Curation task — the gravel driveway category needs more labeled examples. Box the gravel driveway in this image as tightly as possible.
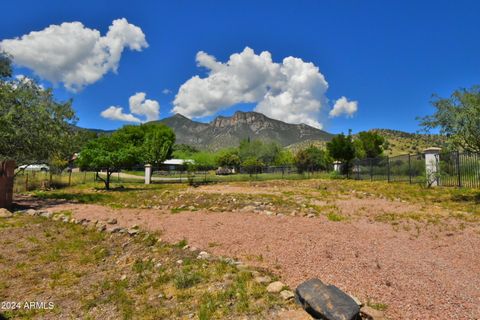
[39,202,480,320]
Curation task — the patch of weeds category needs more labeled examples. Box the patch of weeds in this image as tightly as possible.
[198,292,218,320]
[208,242,220,248]
[367,301,388,311]
[133,258,154,274]
[102,279,134,319]
[174,238,188,248]
[171,207,188,213]
[174,269,202,289]
[326,212,346,222]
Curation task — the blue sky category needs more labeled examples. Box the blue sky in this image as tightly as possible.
[1,0,479,133]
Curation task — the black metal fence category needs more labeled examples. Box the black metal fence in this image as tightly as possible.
[439,151,480,188]
[349,151,480,188]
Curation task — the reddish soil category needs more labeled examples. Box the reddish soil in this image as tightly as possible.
[37,201,480,320]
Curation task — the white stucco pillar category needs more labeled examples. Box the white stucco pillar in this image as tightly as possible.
[145,164,152,185]
[423,147,441,187]
[333,161,342,172]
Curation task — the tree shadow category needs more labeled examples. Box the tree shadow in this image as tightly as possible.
[450,192,480,204]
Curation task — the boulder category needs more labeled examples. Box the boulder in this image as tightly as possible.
[295,279,360,320]
[107,218,117,225]
[0,208,13,218]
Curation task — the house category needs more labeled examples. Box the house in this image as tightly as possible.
[160,159,194,171]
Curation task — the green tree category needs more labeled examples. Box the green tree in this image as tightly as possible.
[77,135,140,190]
[242,157,264,176]
[274,149,294,166]
[0,52,12,78]
[0,54,77,167]
[419,86,480,153]
[238,139,282,165]
[354,131,385,158]
[294,146,330,173]
[216,149,241,169]
[326,132,356,173]
[142,124,175,167]
[78,124,175,189]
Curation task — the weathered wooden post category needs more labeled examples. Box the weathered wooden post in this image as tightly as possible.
[0,160,15,209]
[145,164,152,185]
[424,147,441,187]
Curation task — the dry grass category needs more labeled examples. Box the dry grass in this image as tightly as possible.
[0,215,293,319]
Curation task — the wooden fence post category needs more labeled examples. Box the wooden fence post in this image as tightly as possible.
[0,161,15,209]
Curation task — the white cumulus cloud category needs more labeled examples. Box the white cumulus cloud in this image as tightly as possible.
[0,18,148,91]
[329,96,358,118]
[128,92,160,122]
[101,106,142,123]
[172,47,329,129]
[100,92,160,123]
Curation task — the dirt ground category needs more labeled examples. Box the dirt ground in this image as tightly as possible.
[17,182,475,320]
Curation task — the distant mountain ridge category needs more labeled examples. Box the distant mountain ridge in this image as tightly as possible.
[156,111,334,150]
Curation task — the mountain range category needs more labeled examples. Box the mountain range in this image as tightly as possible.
[155,111,334,150]
[80,111,445,155]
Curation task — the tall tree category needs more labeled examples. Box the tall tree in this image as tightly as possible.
[77,123,175,189]
[294,146,330,173]
[0,54,77,166]
[354,131,385,158]
[420,86,480,153]
[326,132,356,173]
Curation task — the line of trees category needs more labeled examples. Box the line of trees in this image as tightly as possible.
[170,130,387,175]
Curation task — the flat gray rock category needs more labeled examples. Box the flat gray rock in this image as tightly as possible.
[295,278,360,320]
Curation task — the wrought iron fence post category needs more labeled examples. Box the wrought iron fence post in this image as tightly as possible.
[387,158,391,182]
[408,154,412,184]
[456,151,461,187]
[370,158,373,181]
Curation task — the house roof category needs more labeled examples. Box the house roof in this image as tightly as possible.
[162,159,194,165]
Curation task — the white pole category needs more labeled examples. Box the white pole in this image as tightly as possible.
[145,164,152,185]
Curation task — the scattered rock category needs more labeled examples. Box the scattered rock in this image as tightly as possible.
[267,281,285,293]
[197,251,210,260]
[240,205,256,212]
[127,228,139,236]
[107,218,117,225]
[182,244,190,250]
[26,209,36,216]
[176,259,183,265]
[120,274,127,281]
[96,224,107,232]
[360,306,385,320]
[280,290,295,300]
[62,216,70,223]
[108,227,123,234]
[275,310,313,320]
[295,278,360,320]
[0,208,13,218]
[306,213,316,218]
[40,211,53,218]
[254,276,272,284]
[154,262,162,269]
